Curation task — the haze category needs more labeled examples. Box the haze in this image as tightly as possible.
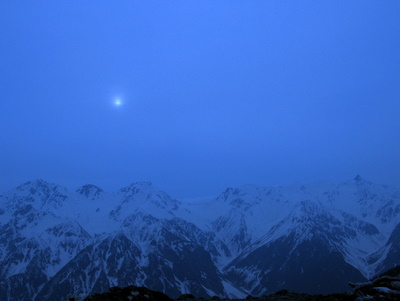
[1,1,399,198]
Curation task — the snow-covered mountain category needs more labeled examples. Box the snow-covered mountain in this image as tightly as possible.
[0,176,399,300]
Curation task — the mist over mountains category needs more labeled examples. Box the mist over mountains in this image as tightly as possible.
[0,176,399,301]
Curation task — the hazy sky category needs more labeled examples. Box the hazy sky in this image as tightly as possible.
[1,1,400,198]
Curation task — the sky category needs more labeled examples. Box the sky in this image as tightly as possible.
[1,1,400,198]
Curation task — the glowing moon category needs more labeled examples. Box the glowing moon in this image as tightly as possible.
[113,98,123,107]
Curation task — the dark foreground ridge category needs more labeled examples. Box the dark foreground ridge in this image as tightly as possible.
[82,286,354,301]
[81,267,400,301]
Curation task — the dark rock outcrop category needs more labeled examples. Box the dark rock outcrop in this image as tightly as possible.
[83,286,173,301]
[83,286,357,301]
[350,266,400,300]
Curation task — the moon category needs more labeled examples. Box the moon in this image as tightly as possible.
[113,98,123,107]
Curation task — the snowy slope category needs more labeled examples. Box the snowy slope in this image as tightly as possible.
[222,199,387,295]
[0,180,91,300]
[313,176,400,235]
[185,185,301,258]
[0,180,235,300]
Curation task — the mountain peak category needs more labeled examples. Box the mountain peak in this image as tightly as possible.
[354,174,364,182]
[10,179,68,210]
[119,181,154,193]
[351,175,374,187]
[76,184,104,199]
[15,179,67,195]
[17,179,51,189]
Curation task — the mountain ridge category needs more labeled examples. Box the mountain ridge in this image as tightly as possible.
[0,177,399,300]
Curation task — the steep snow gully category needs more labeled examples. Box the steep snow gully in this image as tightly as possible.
[0,176,399,300]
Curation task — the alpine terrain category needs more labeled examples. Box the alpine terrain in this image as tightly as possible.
[0,176,399,300]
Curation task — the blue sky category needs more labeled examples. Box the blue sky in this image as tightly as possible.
[1,1,400,198]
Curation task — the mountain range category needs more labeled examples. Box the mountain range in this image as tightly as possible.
[0,176,399,300]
